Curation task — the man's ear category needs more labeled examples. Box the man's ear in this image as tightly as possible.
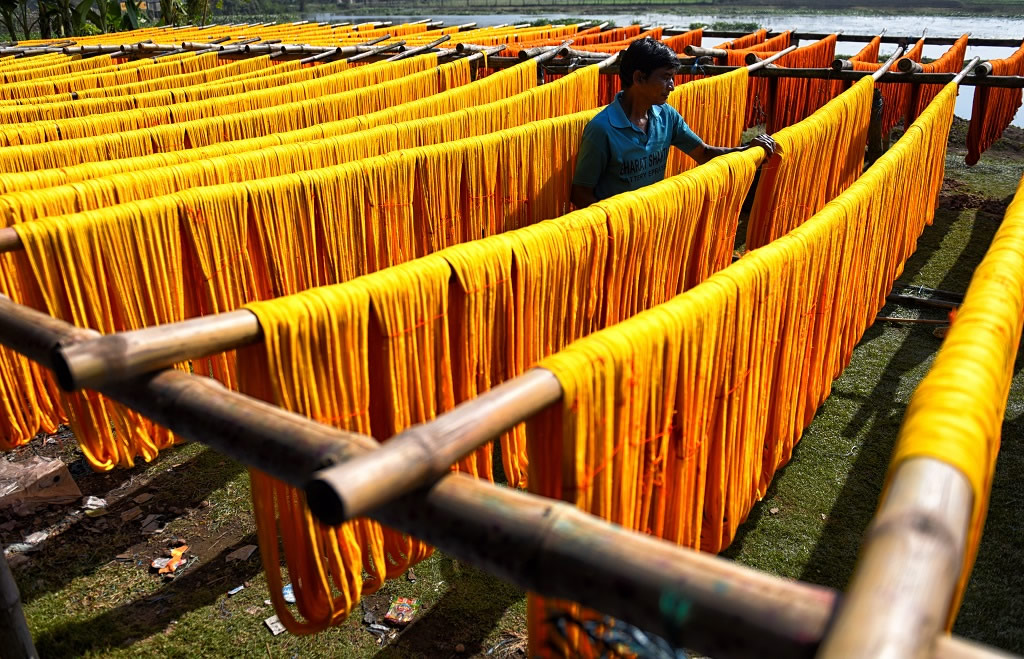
[632,69,645,86]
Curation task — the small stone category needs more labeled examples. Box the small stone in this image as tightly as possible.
[456,644,466,653]
[820,513,827,520]
[769,507,779,515]
[199,500,211,509]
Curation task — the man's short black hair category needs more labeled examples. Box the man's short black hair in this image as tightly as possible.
[618,38,679,88]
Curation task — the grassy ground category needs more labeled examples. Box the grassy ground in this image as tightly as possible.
[3,119,1022,657]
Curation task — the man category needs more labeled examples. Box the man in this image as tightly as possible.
[571,38,777,208]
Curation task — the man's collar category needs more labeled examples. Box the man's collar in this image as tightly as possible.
[610,91,664,130]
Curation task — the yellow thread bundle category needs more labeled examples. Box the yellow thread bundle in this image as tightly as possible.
[887,171,1024,624]
[4,91,596,462]
[233,150,761,634]
[0,55,532,173]
[746,76,874,249]
[0,55,433,145]
[525,82,957,656]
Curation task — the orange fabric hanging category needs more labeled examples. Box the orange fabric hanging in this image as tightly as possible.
[966,41,1024,165]
[906,34,969,124]
[851,38,925,135]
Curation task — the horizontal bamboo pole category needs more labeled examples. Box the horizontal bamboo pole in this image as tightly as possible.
[899,58,926,74]
[385,34,450,61]
[345,40,405,63]
[954,57,983,84]
[0,293,832,658]
[685,45,728,58]
[0,287,1011,658]
[520,40,572,63]
[55,309,260,391]
[747,45,798,71]
[818,458,973,658]
[308,367,563,524]
[663,27,1024,48]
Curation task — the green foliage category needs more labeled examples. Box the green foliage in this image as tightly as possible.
[689,20,761,31]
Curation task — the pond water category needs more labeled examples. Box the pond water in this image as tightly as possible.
[321,11,1024,126]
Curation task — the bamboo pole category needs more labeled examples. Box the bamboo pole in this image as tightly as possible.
[297,47,343,65]
[53,311,263,391]
[344,40,405,63]
[685,45,728,58]
[746,45,798,71]
[0,549,36,659]
[954,57,983,84]
[818,458,973,659]
[385,34,450,61]
[309,368,563,523]
[518,40,572,62]
[832,42,904,74]
[872,44,907,79]
[0,294,832,659]
[356,34,390,47]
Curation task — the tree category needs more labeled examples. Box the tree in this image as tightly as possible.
[0,0,18,41]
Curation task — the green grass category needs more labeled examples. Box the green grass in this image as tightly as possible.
[9,121,1024,657]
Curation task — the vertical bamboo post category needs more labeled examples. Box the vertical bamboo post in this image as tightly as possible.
[867,88,885,164]
[818,458,973,659]
[0,549,35,659]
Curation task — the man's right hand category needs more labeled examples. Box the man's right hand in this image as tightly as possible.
[749,134,779,158]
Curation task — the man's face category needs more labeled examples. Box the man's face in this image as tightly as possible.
[633,65,677,104]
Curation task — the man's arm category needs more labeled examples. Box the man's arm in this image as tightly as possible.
[571,184,598,209]
[686,134,778,165]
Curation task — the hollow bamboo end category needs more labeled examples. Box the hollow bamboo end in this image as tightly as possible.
[50,346,76,392]
[305,477,347,526]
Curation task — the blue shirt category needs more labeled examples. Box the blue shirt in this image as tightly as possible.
[573,91,703,201]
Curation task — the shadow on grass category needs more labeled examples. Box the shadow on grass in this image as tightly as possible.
[377,560,525,658]
[31,534,264,656]
[792,199,1001,590]
[13,447,246,606]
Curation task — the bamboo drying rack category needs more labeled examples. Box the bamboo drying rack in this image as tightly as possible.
[0,21,1015,659]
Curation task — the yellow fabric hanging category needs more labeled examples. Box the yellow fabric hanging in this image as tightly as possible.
[746,76,874,249]
[525,83,957,656]
[887,171,1024,624]
[229,149,762,634]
